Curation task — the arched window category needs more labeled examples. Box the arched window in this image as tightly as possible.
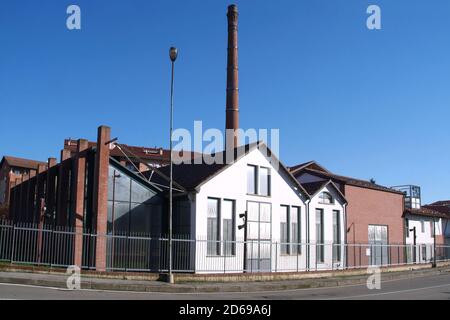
[319,192,334,204]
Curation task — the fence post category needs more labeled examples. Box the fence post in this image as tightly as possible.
[11,224,16,264]
[275,242,278,272]
[223,241,226,274]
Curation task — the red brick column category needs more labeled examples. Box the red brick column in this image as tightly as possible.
[93,126,111,272]
[9,179,17,221]
[34,164,47,223]
[45,158,57,225]
[73,139,89,268]
[56,149,72,226]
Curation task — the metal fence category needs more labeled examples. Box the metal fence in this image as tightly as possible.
[1,221,449,274]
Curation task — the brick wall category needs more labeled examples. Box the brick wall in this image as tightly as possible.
[345,184,404,244]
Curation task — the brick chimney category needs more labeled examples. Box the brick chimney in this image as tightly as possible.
[226,4,240,147]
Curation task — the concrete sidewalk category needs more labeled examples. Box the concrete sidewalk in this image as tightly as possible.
[0,265,449,293]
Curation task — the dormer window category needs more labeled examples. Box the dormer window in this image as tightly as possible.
[319,192,334,204]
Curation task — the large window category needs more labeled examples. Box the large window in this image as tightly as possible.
[107,165,161,235]
[207,198,236,256]
[280,205,289,254]
[247,165,271,196]
[316,209,324,263]
[333,210,341,262]
[207,198,220,255]
[280,205,301,255]
[291,207,301,254]
[222,199,235,256]
[319,192,334,204]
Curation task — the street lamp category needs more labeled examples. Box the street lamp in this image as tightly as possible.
[168,46,178,284]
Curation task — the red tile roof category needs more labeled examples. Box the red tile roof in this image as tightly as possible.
[422,205,450,218]
[404,207,449,219]
[298,167,404,195]
[429,200,450,206]
[1,156,47,170]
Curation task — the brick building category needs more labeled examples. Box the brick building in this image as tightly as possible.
[6,126,183,270]
[290,161,405,245]
[0,156,47,218]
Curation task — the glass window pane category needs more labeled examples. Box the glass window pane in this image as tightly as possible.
[114,173,131,202]
[259,223,271,240]
[260,203,271,222]
[259,167,270,196]
[207,198,219,218]
[280,206,288,223]
[247,202,259,221]
[222,200,233,220]
[247,165,256,194]
[131,180,155,203]
[113,202,131,233]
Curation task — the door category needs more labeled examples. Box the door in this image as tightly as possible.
[246,201,271,272]
[368,225,388,266]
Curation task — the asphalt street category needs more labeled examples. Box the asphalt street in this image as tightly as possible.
[0,272,449,300]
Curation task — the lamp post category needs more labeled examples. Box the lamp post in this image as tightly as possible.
[168,47,178,284]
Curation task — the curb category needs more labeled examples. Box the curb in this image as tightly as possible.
[0,266,448,293]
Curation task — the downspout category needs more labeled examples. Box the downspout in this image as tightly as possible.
[343,203,348,268]
[305,198,310,271]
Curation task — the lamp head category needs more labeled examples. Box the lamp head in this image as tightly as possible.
[169,47,178,62]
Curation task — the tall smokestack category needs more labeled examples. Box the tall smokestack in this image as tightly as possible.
[226,4,239,147]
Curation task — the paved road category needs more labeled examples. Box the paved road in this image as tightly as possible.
[0,273,449,300]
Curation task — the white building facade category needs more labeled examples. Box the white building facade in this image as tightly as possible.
[404,211,443,263]
[302,181,347,271]
[162,143,348,274]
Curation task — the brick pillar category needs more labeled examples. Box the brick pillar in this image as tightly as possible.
[73,139,89,268]
[93,126,111,272]
[22,172,31,222]
[16,175,25,222]
[9,179,17,221]
[45,158,57,225]
[35,164,47,223]
[56,149,72,226]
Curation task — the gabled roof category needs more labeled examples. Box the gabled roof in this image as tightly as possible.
[0,156,47,171]
[289,160,330,174]
[292,166,403,195]
[149,141,310,198]
[404,207,448,219]
[300,180,347,204]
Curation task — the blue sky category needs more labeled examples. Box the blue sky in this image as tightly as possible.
[0,0,449,203]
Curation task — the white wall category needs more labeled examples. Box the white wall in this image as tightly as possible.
[192,148,308,273]
[307,185,346,270]
[405,214,442,263]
